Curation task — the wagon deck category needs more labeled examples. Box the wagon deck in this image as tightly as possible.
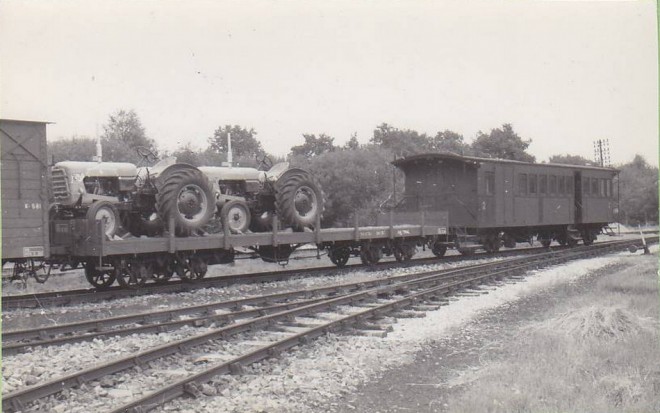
[52,214,449,258]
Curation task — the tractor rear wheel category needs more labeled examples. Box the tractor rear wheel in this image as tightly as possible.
[275,170,324,230]
[156,168,214,236]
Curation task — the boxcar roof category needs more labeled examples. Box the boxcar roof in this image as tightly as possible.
[393,152,618,172]
[0,118,53,124]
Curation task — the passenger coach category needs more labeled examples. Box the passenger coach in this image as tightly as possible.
[391,152,618,254]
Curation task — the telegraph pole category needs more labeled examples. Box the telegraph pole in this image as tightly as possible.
[593,139,611,167]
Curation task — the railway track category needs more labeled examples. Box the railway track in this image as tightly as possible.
[2,238,649,413]
[0,242,618,310]
[2,253,542,355]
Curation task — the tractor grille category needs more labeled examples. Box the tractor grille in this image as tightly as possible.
[50,168,70,201]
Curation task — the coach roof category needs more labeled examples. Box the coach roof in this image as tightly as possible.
[393,152,618,172]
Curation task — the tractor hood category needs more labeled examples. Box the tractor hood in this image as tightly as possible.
[198,166,266,182]
[53,161,137,178]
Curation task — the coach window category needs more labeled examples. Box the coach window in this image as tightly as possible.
[529,174,537,195]
[549,175,557,195]
[567,177,573,195]
[591,178,599,196]
[607,179,613,197]
[600,179,606,197]
[583,178,590,196]
[485,172,495,195]
[539,175,547,195]
[558,176,565,195]
[519,174,528,195]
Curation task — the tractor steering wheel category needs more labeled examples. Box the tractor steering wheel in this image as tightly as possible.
[256,154,273,171]
[135,146,158,163]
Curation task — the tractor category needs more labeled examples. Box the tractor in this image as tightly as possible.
[49,147,324,238]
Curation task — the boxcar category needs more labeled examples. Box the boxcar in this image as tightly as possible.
[1,119,51,274]
[391,152,617,252]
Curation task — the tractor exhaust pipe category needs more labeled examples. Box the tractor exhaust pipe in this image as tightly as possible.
[227,132,233,168]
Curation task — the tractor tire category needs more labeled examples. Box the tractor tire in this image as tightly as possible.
[156,168,214,237]
[86,201,122,239]
[127,212,163,237]
[274,170,324,231]
[221,200,251,234]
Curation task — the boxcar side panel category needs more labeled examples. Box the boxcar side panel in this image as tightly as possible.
[1,120,50,260]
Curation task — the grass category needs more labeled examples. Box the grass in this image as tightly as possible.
[446,255,660,413]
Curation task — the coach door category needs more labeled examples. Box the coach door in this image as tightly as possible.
[574,171,583,223]
[502,165,514,225]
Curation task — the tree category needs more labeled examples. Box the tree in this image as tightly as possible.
[431,130,471,154]
[617,154,658,225]
[208,125,263,159]
[548,154,593,166]
[344,133,360,150]
[471,124,535,162]
[48,136,97,163]
[370,123,434,156]
[290,133,337,157]
[100,109,158,163]
[289,147,399,226]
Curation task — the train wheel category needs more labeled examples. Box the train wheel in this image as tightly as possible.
[329,246,350,268]
[431,242,447,258]
[116,260,149,288]
[175,255,208,282]
[152,256,174,284]
[458,248,474,256]
[360,244,382,265]
[85,262,116,289]
[30,260,51,283]
[394,244,415,262]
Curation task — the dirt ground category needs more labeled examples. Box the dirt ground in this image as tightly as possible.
[332,253,660,413]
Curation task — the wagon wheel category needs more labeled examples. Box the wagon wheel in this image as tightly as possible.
[116,260,150,288]
[540,238,552,248]
[360,244,382,265]
[84,262,116,289]
[394,244,415,263]
[152,257,175,284]
[175,255,208,282]
[431,242,447,258]
[329,246,351,268]
[30,260,52,283]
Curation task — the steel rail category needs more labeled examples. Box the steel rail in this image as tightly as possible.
[3,245,579,350]
[1,244,570,310]
[111,240,635,412]
[2,239,642,412]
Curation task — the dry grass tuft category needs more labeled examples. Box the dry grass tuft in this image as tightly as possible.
[531,305,657,342]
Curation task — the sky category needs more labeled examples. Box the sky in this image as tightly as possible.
[1,0,657,166]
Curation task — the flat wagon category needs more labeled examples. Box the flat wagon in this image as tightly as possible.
[1,119,51,281]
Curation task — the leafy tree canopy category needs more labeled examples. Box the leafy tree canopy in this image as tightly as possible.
[48,136,97,163]
[432,130,471,154]
[617,154,658,225]
[344,133,360,150]
[208,125,263,159]
[548,154,594,166]
[290,133,337,158]
[101,109,158,163]
[471,123,535,162]
[290,147,400,226]
[370,123,434,156]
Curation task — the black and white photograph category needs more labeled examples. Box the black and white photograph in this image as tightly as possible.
[1,1,658,412]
